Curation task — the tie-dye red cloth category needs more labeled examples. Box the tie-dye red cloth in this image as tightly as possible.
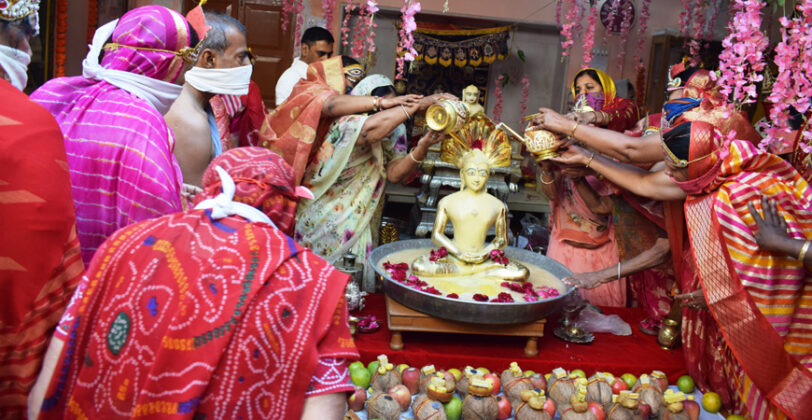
[38,209,358,419]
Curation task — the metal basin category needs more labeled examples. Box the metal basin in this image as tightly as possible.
[369,239,575,325]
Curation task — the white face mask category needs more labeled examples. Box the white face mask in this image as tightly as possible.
[184,64,252,96]
[0,44,31,91]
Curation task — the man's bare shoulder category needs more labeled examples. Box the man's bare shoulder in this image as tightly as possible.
[167,108,211,146]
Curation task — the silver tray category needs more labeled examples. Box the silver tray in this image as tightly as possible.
[369,239,575,325]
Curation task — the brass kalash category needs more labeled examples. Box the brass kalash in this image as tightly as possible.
[369,99,575,356]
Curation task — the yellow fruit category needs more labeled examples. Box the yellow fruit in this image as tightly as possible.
[477,367,490,375]
[447,368,463,381]
[702,392,722,413]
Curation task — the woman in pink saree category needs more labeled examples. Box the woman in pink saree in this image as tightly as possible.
[30,5,195,265]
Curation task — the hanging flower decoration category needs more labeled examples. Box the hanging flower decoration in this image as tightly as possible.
[294,1,305,52]
[602,0,621,47]
[519,75,531,126]
[351,1,372,58]
[493,74,505,123]
[711,0,768,114]
[634,0,652,72]
[55,0,68,77]
[687,0,708,67]
[763,0,812,152]
[396,0,421,80]
[281,0,296,31]
[322,0,337,27]
[615,0,634,73]
[555,0,563,28]
[559,1,580,60]
[341,1,356,48]
[582,2,598,67]
[706,0,722,48]
[679,0,694,38]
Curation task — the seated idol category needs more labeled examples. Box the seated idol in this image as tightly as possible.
[462,84,486,116]
[411,124,529,281]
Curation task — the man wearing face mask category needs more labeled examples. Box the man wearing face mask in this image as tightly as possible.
[0,1,85,416]
[166,11,253,191]
[31,5,201,266]
[275,26,334,105]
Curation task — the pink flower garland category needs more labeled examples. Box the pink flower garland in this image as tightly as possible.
[582,2,598,67]
[706,0,722,41]
[293,1,305,52]
[493,74,505,123]
[555,0,563,28]
[351,1,371,58]
[519,75,531,126]
[322,0,336,27]
[396,0,421,79]
[602,0,620,46]
[615,0,634,73]
[764,0,812,152]
[560,1,580,59]
[634,0,651,72]
[340,1,356,48]
[281,0,296,31]
[711,0,768,114]
[687,0,707,66]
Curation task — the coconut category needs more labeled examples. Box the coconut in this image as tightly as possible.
[418,364,437,394]
[586,373,613,408]
[514,389,554,420]
[455,366,480,396]
[632,375,663,417]
[371,368,401,392]
[367,392,402,420]
[412,393,449,420]
[501,363,534,406]
[462,394,499,420]
[547,371,576,409]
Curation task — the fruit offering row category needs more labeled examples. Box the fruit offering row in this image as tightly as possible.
[346,355,741,420]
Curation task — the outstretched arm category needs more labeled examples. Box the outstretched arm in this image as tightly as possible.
[550,144,687,201]
[563,237,671,289]
[322,94,422,118]
[386,130,444,183]
[531,108,663,163]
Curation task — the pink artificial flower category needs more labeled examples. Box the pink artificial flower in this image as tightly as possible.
[519,76,531,126]
[582,2,598,68]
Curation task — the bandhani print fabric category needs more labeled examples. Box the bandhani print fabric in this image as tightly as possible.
[38,209,358,419]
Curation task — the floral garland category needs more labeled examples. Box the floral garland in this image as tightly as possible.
[634,0,652,72]
[763,0,812,152]
[711,0,768,113]
[615,0,634,73]
[519,75,531,126]
[340,1,356,49]
[351,1,370,58]
[493,74,505,123]
[555,0,563,28]
[322,0,337,27]
[582,1,598,68]
[281,0,295,31]
[602,0,620,46]
[687,0,708,67]
[54,0,68,77]
[396,0,421,80]
[559,1,580,60]
[706,0,722,42]
[679,0,693,38]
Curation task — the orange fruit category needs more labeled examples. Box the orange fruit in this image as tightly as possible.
[702,392,722,413]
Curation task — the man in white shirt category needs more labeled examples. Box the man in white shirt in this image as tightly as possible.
[275,26,334,105]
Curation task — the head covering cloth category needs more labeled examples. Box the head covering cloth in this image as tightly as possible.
[571,67,616,105]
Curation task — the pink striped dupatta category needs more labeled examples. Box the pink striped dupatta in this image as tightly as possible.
[31,5,191,265]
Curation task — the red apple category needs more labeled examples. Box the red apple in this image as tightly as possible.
[528,373,547,391]
[483,372,501,395]
[611,378,629,394]
[388,384,411,411]
[639,402,651,419]
[543,398,556,418]
[401,367,420,394]
[496,395,512,420]
[682,400,700,420]
[651,371,669,391]
[587,401,606,420]
[347,385,367,412]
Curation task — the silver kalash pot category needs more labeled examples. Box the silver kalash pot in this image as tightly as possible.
[336,252,367,312]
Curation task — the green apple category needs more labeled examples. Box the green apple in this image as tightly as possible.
[396,363,409,374]
[571,369,586,379]
[677,375,696,393]
[367,360,380,377]
[621,373,637,389]
[350,367,371,389]
[523,370,535,377]
[444,395,462,420]
[348,361,365,372]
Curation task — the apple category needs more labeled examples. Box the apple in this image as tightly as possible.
[611,378,629,394]
[528,373,546,390]
[571,369,586,379]
[483,372,501,394]
[726,416,746,420]
[347,385,367,412]
[350,367,371,389]
[543,398,556,418]
[388,384,411,411]
[444,394,462,420]
[401,367,420,394]
[544,372,552,381]
[477,367,491,375]
[496,395,512,420]
[523,369,536,377]
[348,361,365,372]
[587,401,606,420]
[367,361,380,377]
[683,400,701,420]
[396,363,409,374]
[447,368,462,381]
[620,373,637,389]
[638,402,651,419]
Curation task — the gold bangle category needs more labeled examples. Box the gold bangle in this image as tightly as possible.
[585,152,595,168]
[570,122,579,138]
[539,171,555,185]
[798,240,811,261]
[408,150,423,164]
[372,96,379,112]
